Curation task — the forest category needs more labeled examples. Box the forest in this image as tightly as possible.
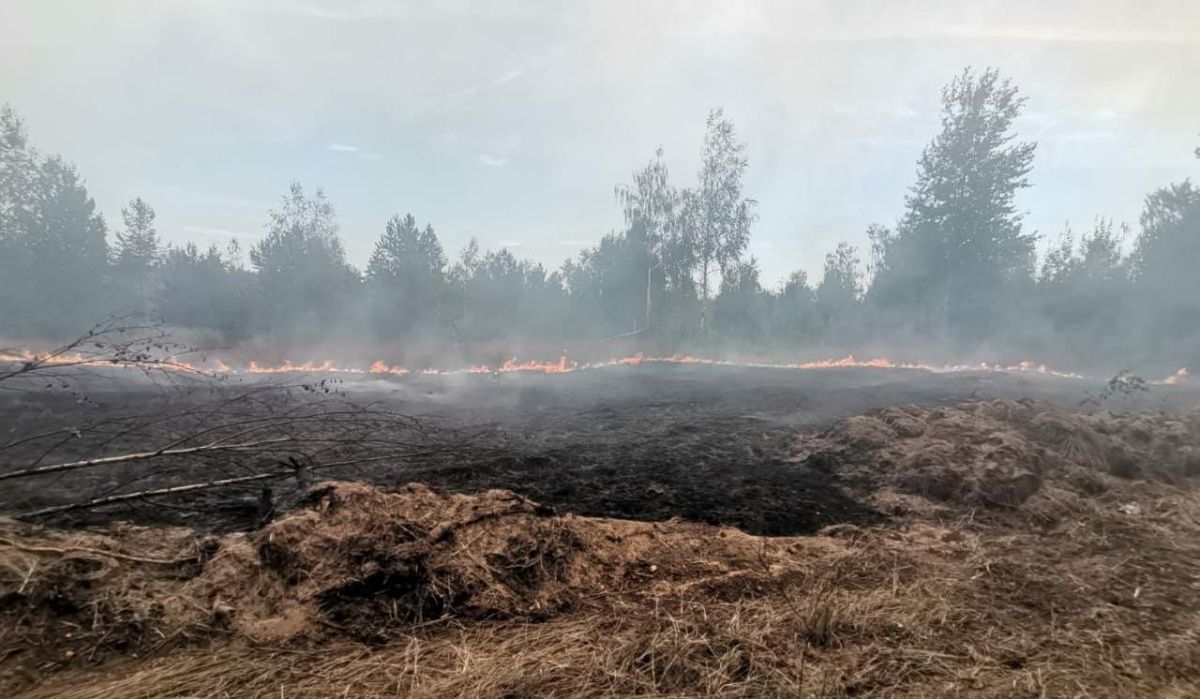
[1,67,1197,373]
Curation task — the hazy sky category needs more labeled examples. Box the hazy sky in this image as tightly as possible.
[3,0,1198,286]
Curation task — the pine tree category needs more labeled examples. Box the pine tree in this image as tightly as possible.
[112,197,160,308]
[365,213,447,337]
[250,183,359,336]
[114,197,160,274]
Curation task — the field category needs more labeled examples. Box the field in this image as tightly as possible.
[2,364,1200,697]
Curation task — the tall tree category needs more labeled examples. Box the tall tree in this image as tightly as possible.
[0,105,35,238]
[250,183,359,336]
[14,156,109,336]
[677,108,757,337]
[615,148,677,330]
[562,232,647,335]
[712,256,769,344]
[1,107,112,336]
[1130,159,1200,368]
[365,213,447,338]
[450,243,569,343]
[114,197,159,273]
[112,197,160,307]
[158,241,250,339]
[771,269,817,342]
[815,243,863,321]
[1037,219,1130,343]
[814,242,865,346]
[870,67,1037,339]
[0,105,33,329]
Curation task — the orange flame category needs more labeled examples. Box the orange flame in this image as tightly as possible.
[4,347,1192,384]
[1163,368,1190,385]
[248,360,363,374]
[0,349,206,374]
[369,361,409,375]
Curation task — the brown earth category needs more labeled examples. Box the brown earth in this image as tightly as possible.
[4,398,1200,697]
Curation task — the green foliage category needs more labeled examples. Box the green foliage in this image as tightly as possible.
[114,197,159,273]
[563,232,650,336]
[110,197,161,310]
[712,257,770,343]
[871,67,1037,339]
[769,270,817,343]
[0,106,109,338]
[1129,178,1200,368]
[249,183,360,338]
[0,81,1195,372]
[815,242,864,343]
[677,108,758,336]
[366,214,447,338]
[447,241,569,343]
[615,148,680,333]
[159,242,250,339]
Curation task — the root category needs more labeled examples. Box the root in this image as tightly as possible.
[0,536,198,566]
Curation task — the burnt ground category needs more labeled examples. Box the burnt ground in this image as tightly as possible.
[5,367,1200,697]
[2,363,1198,535]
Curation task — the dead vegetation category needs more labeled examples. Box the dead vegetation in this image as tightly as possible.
[793,398,1200,512]
[3,399,1200,697]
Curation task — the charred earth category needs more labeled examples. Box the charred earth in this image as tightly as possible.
[2,364,1200,697]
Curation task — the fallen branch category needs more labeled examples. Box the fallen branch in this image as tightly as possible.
[22,470,295,518]
[0,312,199,388]
[0,437,293,482]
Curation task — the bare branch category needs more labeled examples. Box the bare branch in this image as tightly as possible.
[21,470,296,518]
[0,437,293,482]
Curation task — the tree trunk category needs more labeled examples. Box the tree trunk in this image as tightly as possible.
[645,262,653,329]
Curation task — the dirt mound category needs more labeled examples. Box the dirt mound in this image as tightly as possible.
[192,482,588,643]
[0,519,210,690]
[6,434,1200,697]
[1,480,828,674]
[793,399,1200,511]
[5,401,1200,696]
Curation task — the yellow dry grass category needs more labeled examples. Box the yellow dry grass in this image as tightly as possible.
[4,400,1200,698]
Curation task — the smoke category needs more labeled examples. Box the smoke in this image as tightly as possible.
[1,2,1197,376]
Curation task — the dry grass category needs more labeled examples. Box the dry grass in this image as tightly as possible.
[5,400,1200,697]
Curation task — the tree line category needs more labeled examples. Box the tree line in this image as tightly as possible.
[1,67,1197,371]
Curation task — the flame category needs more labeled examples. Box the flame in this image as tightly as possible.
[248,360,363,374]
[0,349,206,374]
[1163,368,1190,385]
[369,361,409,375]
[2,346,1190,384]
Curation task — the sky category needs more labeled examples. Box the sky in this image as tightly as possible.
[2,0,1198,287]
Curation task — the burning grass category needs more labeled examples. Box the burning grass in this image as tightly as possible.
[3,400,1200,697]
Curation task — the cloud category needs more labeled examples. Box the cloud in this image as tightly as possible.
[326,142,360,152]
[180,224,242,238]
[450,84,481,99]
[492,68,525,86]
[479,153,509,167]
[218,0,413,22]
[1054,130,1117,142]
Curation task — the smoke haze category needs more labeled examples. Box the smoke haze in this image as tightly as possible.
[2,1,1198,374]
